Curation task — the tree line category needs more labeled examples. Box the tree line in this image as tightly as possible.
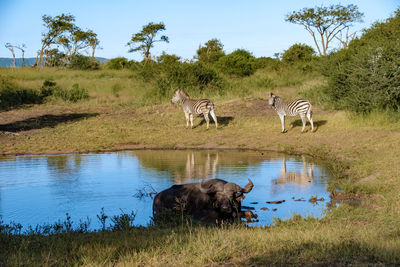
[4,4,363,69]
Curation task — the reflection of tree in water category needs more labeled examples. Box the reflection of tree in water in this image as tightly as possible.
[180,152,219,182]
[133,150,273,183]
[46,154,84,178]
[273,156,314,186]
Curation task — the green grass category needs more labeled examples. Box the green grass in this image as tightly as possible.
[1,67,400,265]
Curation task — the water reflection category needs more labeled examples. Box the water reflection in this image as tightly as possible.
[0,150,330,229]
[273,156,314,186]
[133,150,270,183]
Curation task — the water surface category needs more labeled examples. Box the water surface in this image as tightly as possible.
[0,150,330,229]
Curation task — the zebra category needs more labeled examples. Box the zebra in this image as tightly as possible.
[268,92,314,133]
[171,89,218,130]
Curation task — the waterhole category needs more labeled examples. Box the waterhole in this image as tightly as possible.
[0,150,331,229]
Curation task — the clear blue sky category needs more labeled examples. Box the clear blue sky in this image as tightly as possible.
[0,0,398,61]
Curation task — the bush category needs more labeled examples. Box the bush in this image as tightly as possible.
[157,52,181,65]
[135,60,162,82]
[152,62,224,101]
[69,54,100,70]
[41,80,89,102]
[54,83,89,102]
[0,77,43,110]
[196,39,225,65]
[105,57,129,70]
[282,43,315,63]
[321,9,400,113]
[257,57,281,70]
[216,49,258,77]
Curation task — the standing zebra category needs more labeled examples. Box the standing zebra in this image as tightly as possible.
[171,89,218,130]
[268,92,314,133]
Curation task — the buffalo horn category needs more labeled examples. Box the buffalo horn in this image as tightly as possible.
[242,179,254,193]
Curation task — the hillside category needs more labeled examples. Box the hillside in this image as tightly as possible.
[0,57,108,67]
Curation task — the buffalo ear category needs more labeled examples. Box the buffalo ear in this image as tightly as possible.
[224,182,242,194]
[205,184,217,194]
[199,182,218,194]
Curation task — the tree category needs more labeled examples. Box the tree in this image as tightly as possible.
[37,13,75,68]
[286,4,364,56]
[282,43,315,63]
[87,32,100,60]
[44,48,65,67]
[14,44,26,67]
[334,26,357,49]
[58,28,99,62]
[5,43,16,67]
[196,39,225,65]
[127,22,169,61]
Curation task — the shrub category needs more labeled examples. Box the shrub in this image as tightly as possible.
[40,80,89,102]
[196,39,225,65]
[257,57,281,70]
[282,43,315,63]
[55,83,89,102]
[105,57,129,70]
[157,52,181,65]
[141,62,225,104]
[0,77,43,110]
[321,9,400,113]
[69,54,100,70]
[111,83,123,96]
[135,60,162,81]
[162,62,223,92]
[216,49,258,76]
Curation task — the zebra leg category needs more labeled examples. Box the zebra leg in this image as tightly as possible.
[300,114,307,132]
[307,111,314,132]
[203,112,210,129]
[190,114,194,129]
[210,109,218,129]
[184,112,189,129]
[279,114,286,133]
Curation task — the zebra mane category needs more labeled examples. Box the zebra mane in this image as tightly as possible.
[178,89,190,99]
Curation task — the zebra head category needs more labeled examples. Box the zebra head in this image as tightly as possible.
[171,89,189,104]
[268,93,277,107]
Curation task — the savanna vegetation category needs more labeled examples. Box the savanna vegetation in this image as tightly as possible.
[1,5,400,266]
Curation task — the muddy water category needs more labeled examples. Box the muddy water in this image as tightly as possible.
[0,150,330,229]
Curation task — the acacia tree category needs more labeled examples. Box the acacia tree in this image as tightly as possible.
[87,32,100,60]
[196,39,225,65]
[5,43,16,67]
[127,22,169,61]
[14,44,26,67]
[285,4,364,56]
[335,26,357,49]
[37,13,75,68]
[58,28,99,62]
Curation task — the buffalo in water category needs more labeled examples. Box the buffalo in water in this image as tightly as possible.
[153,178,256,224]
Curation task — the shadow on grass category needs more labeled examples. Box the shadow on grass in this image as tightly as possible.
[197,116,234,128]
[0,113,99,132]
[290,119,327,132]
[242,240,400,265]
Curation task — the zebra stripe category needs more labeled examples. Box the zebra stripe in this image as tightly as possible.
[171,89,218,129]
[268,93,314,133]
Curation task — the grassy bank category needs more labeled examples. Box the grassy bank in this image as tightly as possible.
[1,67,400,265]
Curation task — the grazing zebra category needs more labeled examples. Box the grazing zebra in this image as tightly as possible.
[268,92,314,133]
[171,89,218,129]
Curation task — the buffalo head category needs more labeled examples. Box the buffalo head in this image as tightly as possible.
[199,179,253,214]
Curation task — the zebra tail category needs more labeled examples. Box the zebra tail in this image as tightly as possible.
[206,100,214,111]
